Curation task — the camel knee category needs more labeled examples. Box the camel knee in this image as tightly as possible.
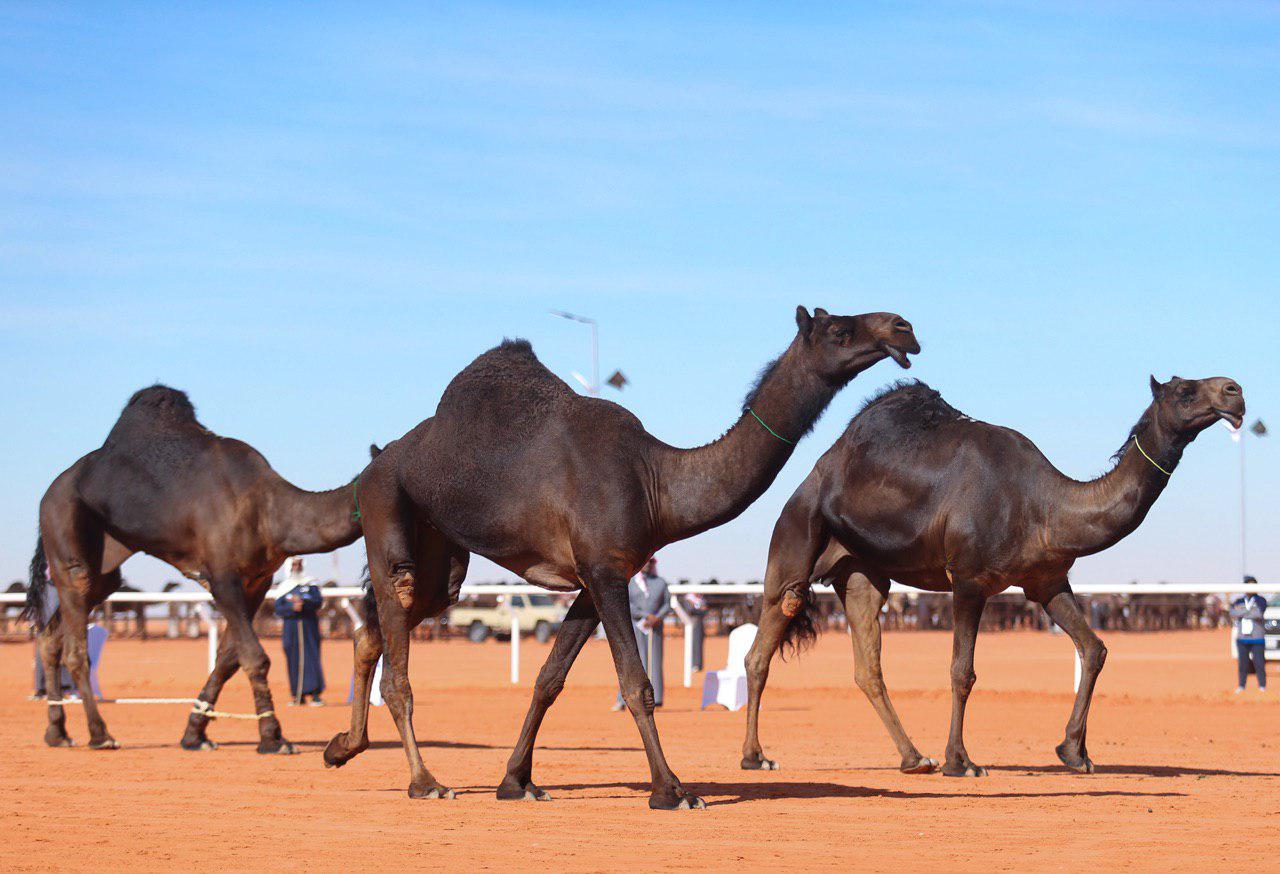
[951,668,976,697]
[855,666,886,698]
[1083,642,1107,674]
[63,649,88,675]
[240,651,270,678]
[622,680,656,716]
[532,667,566,706]
[380,670,412,706]
[744,651,770,684]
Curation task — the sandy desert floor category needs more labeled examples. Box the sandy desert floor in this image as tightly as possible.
[2,628,1278,871]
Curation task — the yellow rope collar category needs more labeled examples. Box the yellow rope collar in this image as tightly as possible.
[1132,436,1172,476]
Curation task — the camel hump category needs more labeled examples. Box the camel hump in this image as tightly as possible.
[106,384,202,441]
[124,384,198,420]
[437,338,571,419]
[845,380,965,440]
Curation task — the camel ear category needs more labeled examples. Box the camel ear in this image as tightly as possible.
[369,443,382,459]
[795,306,812,336]
[1149,375,1164,397]
[813,307,829,318]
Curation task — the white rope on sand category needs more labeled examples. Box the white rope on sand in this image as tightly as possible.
[43,697,273,720]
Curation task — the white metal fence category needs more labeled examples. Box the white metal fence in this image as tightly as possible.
[4,582,1279,688]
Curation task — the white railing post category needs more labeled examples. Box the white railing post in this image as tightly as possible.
[196,604,217,673]
[510,611,520,684]
[669,595,694,688]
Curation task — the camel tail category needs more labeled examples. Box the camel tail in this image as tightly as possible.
[777,589,818,661]
[360,563,380,634]
[22,529,53,630]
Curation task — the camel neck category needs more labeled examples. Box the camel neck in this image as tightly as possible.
[269,480,362,557]
[1052,405,1186,557]
[653,339,837,544]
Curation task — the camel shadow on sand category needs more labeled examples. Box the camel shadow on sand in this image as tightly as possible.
[989,763,1280,779]
[139,737,643,754]
[528,780,1187,807]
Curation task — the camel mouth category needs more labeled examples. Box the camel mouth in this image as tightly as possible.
[882,343,914,369]
[1214,408,1244,429]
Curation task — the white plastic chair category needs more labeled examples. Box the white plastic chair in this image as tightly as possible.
[347,656,385,706]
[701,622,756,711]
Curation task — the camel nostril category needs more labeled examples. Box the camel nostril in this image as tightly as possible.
[894,319,911,332]
[1224,383,1240,395]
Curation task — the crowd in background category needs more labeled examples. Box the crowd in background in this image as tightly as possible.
[0,579,1257,643]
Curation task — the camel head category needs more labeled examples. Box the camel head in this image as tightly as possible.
[794,306,920,381]
[1149,375,1245,435]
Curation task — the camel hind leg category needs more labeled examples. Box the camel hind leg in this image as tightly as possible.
[39,510,120,749]
[355,481,464,797]
[741,484,829,771]
[838,570,937,773]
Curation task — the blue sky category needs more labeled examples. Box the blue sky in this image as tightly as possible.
[1,1,1276,590]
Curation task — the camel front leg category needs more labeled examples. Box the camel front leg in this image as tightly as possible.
[208,576,294,754]
[1041,586,1106,773]
[497,589,600,801]
[591,576,703,810]
[841,573,936,773]
[323,616,384,768]
[942,583,987,777]
[179,633,240,750]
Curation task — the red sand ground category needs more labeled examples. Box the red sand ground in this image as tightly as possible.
[2,629,1278,871]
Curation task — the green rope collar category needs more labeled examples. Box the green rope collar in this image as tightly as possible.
[747,407,796,446]
[352,481,362,521]
[1132,436,1172,477]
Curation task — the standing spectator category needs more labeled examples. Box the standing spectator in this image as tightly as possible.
[273,558,326,705]
[1230,578,1267,693]
[613,558,671,711]
[681,588,707,672]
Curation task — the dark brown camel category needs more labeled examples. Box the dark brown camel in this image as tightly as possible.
[23,385,363,752]
[741,375,1244,777]
[323,306,919,809]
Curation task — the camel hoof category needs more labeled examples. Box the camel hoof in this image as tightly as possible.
[44,731,75,748]
[497,783,552,801]
[180,736,217,751]
[88,738,120,750]
[650,791,706,811]
[901,756,938,775]
[740,756,778,771]
[323,733,366,769]
[943,763,986,778]
[409,784,455,800]
[1056,743,1094,774]
[258,740,297,755]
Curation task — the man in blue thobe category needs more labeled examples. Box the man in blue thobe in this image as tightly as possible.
[274,558,325,705]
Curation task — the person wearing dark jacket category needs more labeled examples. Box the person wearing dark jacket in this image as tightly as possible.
[1231,578,1267,693]
[273,558,325,705]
